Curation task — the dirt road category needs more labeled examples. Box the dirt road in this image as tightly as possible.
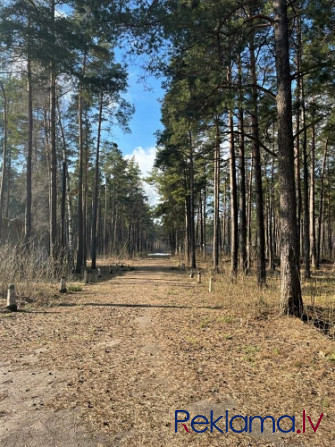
[1,259,335,446]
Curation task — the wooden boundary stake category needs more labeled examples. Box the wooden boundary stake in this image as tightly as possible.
[209,277,213,293]
[7,284,17,311]
[197,271,202,283]
[59,277,67,293]
[97,268,102,278]
[83,270,90,284]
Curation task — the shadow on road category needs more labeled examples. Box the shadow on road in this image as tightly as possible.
[58,302,223,311]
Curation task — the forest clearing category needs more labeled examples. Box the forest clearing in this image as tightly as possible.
[1,257,335,447]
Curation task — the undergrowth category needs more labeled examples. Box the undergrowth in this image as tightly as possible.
[0,243,73,301]
[186,260,335,338]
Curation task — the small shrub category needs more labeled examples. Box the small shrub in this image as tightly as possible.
[67,284,83,292]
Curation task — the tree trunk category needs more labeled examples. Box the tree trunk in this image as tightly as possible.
[57,100,74,265]
[247,156,253,272]
[301,79,310,278]
[83,110,90,264]
[268,157,276,271]
[212,118,220,271]
[25,41,33,246]
[189,132,196,269]
[91,91,103,269]
[103,176,108,257]
[5,135,11,219]
[310,122,318,269]
[49,0,57,260]
[227,66,238,277]
[317,138,328,263]
[273,0,303,316]
[237,60,247,272]
[0,82,8,241]
[295,14,302,259]
[75,54,87,273]
[198,193,204,257]
[203,185,207,259]
[249,40,266,287]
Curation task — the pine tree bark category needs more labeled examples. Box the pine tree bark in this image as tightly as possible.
[310,122,318,269]
[83,116,90,264]
[49,0,57,260]
[212,118,220,271]
[189,132,196,269]
[91,91,103,270]
[317,138,328,263]
[301,80,310,278]
[249,40,266,287]
[25,39,33,246]
[268,157,276,271]
[247,156,253,272]
[57,100,74,265]
[273,0,303,316]
[75,54,87,273]
[227,67,238,277]
[0,82,8,240]
[295,14,302,258]
[203,185,207,259]
[237,58,247,273]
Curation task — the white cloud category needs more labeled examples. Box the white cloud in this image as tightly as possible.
[125,146,159,206]
[125,146,156,176]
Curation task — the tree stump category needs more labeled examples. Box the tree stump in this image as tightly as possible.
[7,284,17,311]
[59,277,67,293]
[190,270,194,278]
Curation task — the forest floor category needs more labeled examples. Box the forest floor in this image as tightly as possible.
[1,258,335,447]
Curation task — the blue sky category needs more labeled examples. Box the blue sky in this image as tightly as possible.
[112,70,164,155]
[111,54,165,204]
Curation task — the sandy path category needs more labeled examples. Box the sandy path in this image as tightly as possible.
[0,260,201,447]
[1,259,335,446]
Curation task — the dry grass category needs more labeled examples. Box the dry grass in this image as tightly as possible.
[0,244,73,301]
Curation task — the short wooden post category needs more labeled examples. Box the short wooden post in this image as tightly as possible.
[59,277,67,293]
[7,284,17,311]
[197,271,202,283]
[209,277,213,293]
[97,268,102,278]
[190,270,194,278]
[83,270,90,284]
